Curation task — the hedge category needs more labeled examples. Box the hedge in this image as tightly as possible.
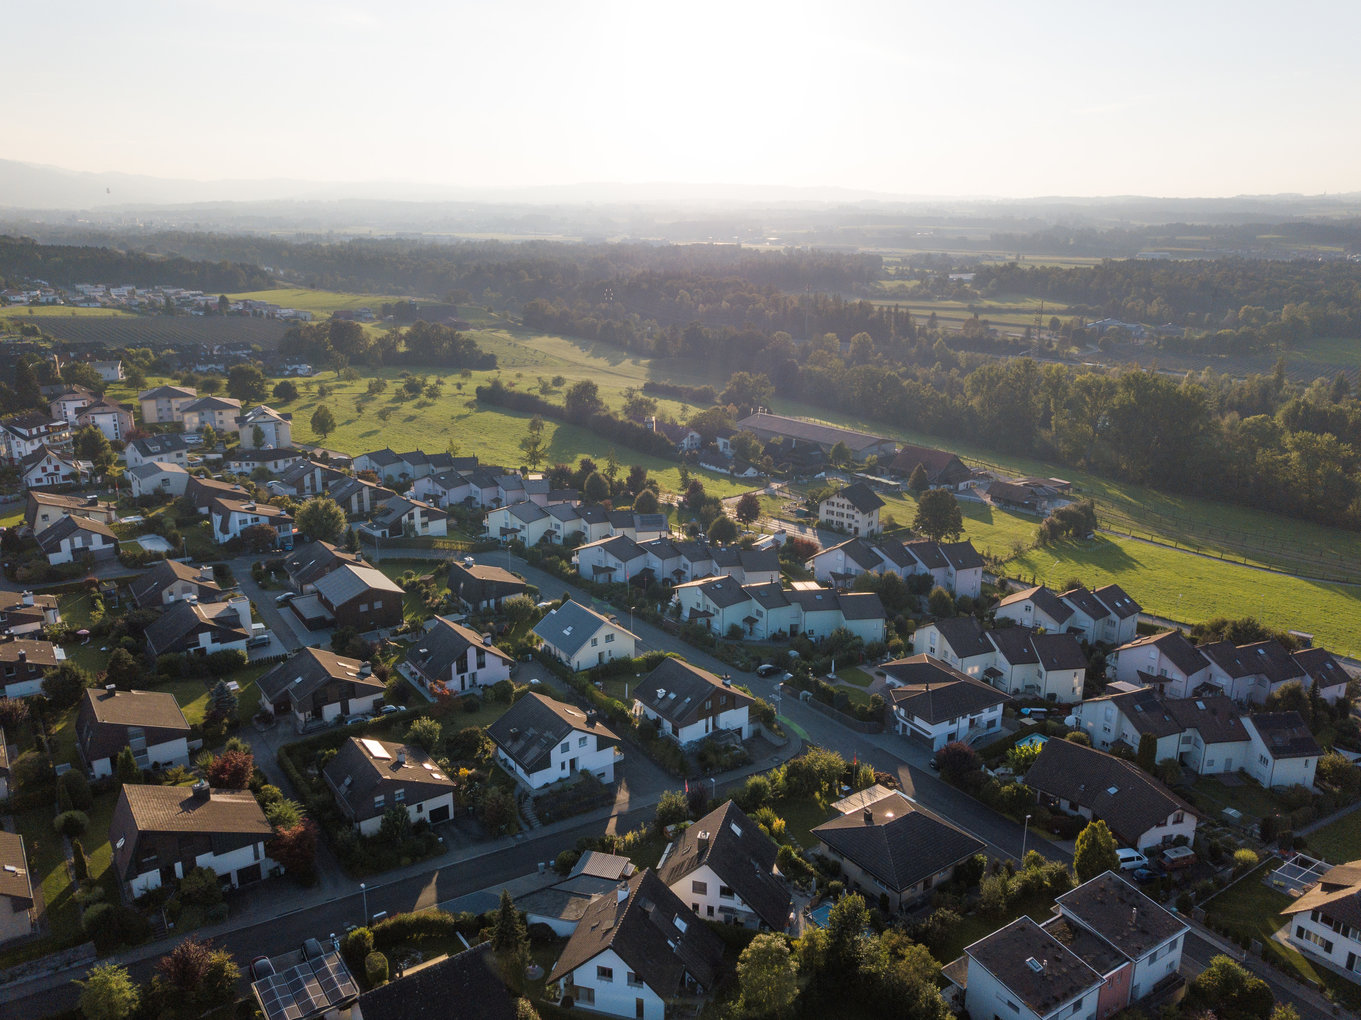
[370,909,483,950]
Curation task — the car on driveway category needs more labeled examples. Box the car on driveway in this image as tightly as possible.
[1132,866,1163,885]
[250,956,275,980]
[756,663,781,677]
[275,591,295,605]
[1117,848,1149,871]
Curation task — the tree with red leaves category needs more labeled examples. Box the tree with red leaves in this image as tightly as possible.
[268,819,319,885]
[206,749,254,789]
[151,935,239,1017]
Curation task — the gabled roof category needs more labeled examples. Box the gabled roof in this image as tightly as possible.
[256,648,384,705]
[823,481,884,515]
[447,562,526,605]
[1057,871,1187,960]
[1237,641,1307,686]
[999,584,1075,625]
[111,785,270,881]
[1084,687,1183,739]
[1115,630,1208,678]
[533,599,634,659]
[1162,694,1248,745]
[656,800,790,929]
[1282,860,1361,930]
[355,945,516,1020]
[127,461,189,481]
[548,869,724,993]
[21,444,81,472]
[1093,583,1140,619]
[576,534,646,564]
[35,513,116,551]
[811,537,882,572]
[144,599,248,653]
[939,540,984,571]
[965,917,1102,1016]
[1024,739,1195,846]
[1292,646,1351,691]
[814,792,985,894]
[284,540,364,588]
[322,737,456,821]
[887,443,971,481]
[677,574,750,610]
[238,404,290,425]
[408,617,513,684]
[1060,585,1112,622]
[78,689,190,760]
[0,639,61,668]
[924,615,993,659]
[127,433,192,459]
[487,692,619,775]
[313,564,405,608]
[634,658,754,727]
[139,385,197,400]
[902,539,948,570]
[179,395,242,413]
[883,655,1010,723]
[0,830,33,905]
[1245,711,1321,760]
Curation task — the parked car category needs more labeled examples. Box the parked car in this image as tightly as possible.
[274,591,295,605]
[1116,848,1149,871]
[1132,866,1163,885]
[1160,845,1197,870]
[378,704,400,716]
[301,937,324,961]
[756,663,781,677]
[250,956,275,981]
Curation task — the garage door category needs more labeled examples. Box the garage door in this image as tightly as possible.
[236,863,263,886]
[429,805,451,823]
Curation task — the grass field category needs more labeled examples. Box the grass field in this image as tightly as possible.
[0,305,138,319]
[1304,810,1361,864]
[226,288,410,314]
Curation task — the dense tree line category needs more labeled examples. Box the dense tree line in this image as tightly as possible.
[283,318,496,370]
[0,236,272,292]
[475,380,679,461]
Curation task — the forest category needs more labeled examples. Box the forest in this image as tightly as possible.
[0,235,273,293]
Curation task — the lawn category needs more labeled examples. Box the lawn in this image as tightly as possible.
[1006,534,1361,657]
[1204,870,1361,1012]
[1184,775,1289,826]
[835,668,874,689]
[771,794,832,852]
[1304,810,1361,864]
[226,288,410,315]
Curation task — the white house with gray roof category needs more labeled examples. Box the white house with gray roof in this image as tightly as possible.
[533,600,637,671]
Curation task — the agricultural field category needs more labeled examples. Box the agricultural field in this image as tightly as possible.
[226,287,409,314]
[1,313,288,347]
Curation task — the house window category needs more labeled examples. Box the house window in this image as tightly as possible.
[578,736,587,747]
[373,795,385,810]
[1297,926,1333,953]
[692,881,707,895]
[476,649,486,669]
[627,971,642,988]
[394,789,405,803]
[596,965,613,982]
[1173,811,1184,824]
[591,637,598,647]
[605,633,614,643]
[719,885,734,899]
[574,986,595,1004]
[358,603,368,613]
[373,599,382,609]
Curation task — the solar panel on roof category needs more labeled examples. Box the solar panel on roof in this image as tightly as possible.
[361,738,390,759]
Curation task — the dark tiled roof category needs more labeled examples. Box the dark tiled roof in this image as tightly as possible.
[129,559,222,607]
[939,540,984,571]
[884,655,1010,724]
[36,514,116,552]
[111,785,270,881]
[1040,915,1129,976]
[925,615,993,659]
[1061,585,1111,622]
[814,794,985,894]
[826,481,884,515]
[1094,583,1140,619]
[487,692,618,775]
[532,599,629,660]
[689,575,750,610]
[355,946,516,1020]
[408,618,513,685]
[967,917,1102,1015]
[1116,631,1208,678]
[1057,871,1187,960]
[77,689,189,760]
[1163,694,1248,744]
[1088,688,1183,739]
[813,537,882,572]
[887,443,971,483]
[1031,632,1089,671]
[256,648,383,705]
[656,801,790,929]
[1000,585,1075,625]
[1282,862,1361,931]
[548,869,723,993]
[1247,711,1322,760]
[1238,641,1307,686]
[0,830,34,904]
[322,738,456,823]
[284,540,364,589]
[1292,646,1351,692]
[144,599,248,654]
[837,591,885,621]
[635,658,754,727]
[447,562,526,605]
[1024,739,1195,846]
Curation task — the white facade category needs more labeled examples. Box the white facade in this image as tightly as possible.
[497,730,619,790]
[355,788,456,837]
[1245,724,1317,789]
[672,863,760,925]
[1289,910,1361,977]
[818,493,880,537]
[893,700,1004,751]
[129,463,190,498]
[636,702,751,747]
[127,840,275,898]
[42,526,116,565]
[547,625,635,672]
[964,955,1099,1020]
[89,736,190,780]
[561,947,663,1020]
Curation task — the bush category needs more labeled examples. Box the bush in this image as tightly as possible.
[61,770,94,811]
[54,810,89,837]
[1233,849,1259,872]
[365,951,389,987]
[343,927,374,974]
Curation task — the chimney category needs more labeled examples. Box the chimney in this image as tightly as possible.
[1131,907,1137,926]
[227,595,252,634]
[397,751,407,766]
[191,780,210,801]
[616,885,629,903]
[198,564,214,582]
[18,650,25,664]
[586,710,597,728]
[359,661,373,677]
[105,684,116,695]
[863,807,874,825]
[20,591,33,607]
[482,634,492,646]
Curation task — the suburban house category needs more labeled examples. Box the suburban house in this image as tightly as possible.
[363,495,448,538]
[129,560,223,608]
[809,536,984,598]
[817,481,884,537]
[124,433,192,470]
[656,800,790,930]
[327,477,397,517]
[447,561,527,612]
[322,737,457,834]
[0,590,61,636]
[404,617,514,696]
[548,869,725,1020]
[1,412,72,463]
[735,411,898,459]
[207,494,294,548]
[1198,639,1350,706]
[75,399,135,442]
[886,443,974,488]
[76,688,191,778]
[607,511,669,543]
[268,457,347,499]
[127,461,190,498]
[672,577,885,643]
[353,945,517,1020]
[573,535,649,583]
[177,395,242,433]
[1058,584,1142,646]
[224,447,303,476]
[708,546,780,584]
[995,584,1079,634]
[0,831,34,945]
[632,657,754,746]
[256,649,386,732]
[533,600,638,671]
[487,691,622,789]
[308,564,406,631]
[20,445,89,487]
[92,359,124,382]
[25,490,117,535]
[183,475,251,514]
[485,500,553,546]
[0,640,65,698]
[236,404,293,448]
[1243,711,1321,789]
[138,385,197,424]
[410,468,473,508]
[144,596,252,656]
[1282,860,1361,979]
[1108,631,1213,694]
[50,386,98,424]
[636,538,713,586]
[283,540,365,593]
[35,514,118,565]
[1073,688,1251,775]
[109,782,277,898]
[1024,739,1198,852]
[959,915,1103,1020]
[913,617,1088,703]
[883,655,1011,749]
[813,788,986,912]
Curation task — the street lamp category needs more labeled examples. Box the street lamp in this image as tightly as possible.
[1021,814,1032,862]
[360,882,368,926]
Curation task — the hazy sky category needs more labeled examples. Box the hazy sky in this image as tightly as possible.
[9,0,1360,198]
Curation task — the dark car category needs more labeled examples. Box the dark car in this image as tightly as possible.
[250,956,275,981]
[302,937,324,961]
[756,664,780,677]
[927,757,940,771]
[1131,867,1163,884]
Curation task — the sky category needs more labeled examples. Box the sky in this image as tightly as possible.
[8,0,1361,199]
